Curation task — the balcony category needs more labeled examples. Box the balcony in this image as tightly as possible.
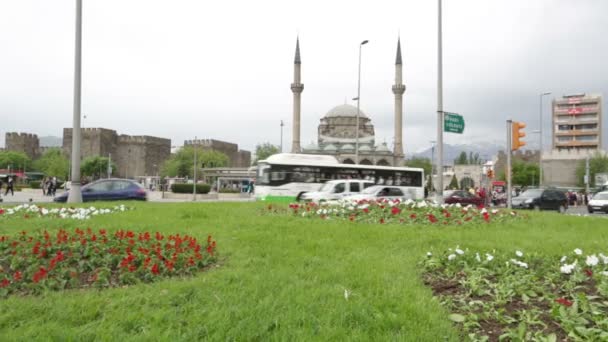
[555,130,599,136]
[555,141,598,148]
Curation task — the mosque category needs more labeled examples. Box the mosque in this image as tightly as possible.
[289,38,406,166]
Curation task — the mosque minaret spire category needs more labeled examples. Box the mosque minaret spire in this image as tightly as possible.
[392,37,406,164]
[291,37,304,153]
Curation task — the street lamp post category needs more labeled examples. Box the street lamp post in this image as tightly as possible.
[193,137,197,201]
[539,92,551,187]
[430,140,436,193]
[436,0,444,202]
[355,39,369,164]
[280,120,284,153]
[68,0,83,203]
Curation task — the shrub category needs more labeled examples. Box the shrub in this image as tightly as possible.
[171,183,211,194]
[30,181,41,189]
[219,188,241,193]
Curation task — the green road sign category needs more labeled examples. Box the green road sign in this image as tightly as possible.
[444,112,465,134]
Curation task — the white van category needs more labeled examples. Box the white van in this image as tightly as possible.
[298,179,375,202]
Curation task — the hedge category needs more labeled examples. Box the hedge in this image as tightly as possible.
[219,188,241,194]
[171,183,211,194]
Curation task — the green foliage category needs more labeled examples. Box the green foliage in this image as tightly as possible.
[161,146,229,178]
[454,151,482,165]
[254,143,280,164]
[170,183,211,194]
[448,174,459,189]
[81,156,116,180]
[426,175,435,193]
[575,153,608,188]
[0,151,31,171]
[512,161,540,187]
[32,148,69,180]
[30,181,41,189]
[404,157,432,176]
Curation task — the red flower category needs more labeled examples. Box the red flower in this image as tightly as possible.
[555,297,573,307]
[0,278,9,288]
[391,207,401,215]
[13,271,22,282]
[349,215,355,221]
[0,209,4,215]
[585,269,593,277]
[363,208,370,214]
[483,212,490,222]
[32,267,48,283]
[410,213,417,219]
[99,229,107,235]
[428,214,438,223]
[151,264,160,275]
[379,218,385,224]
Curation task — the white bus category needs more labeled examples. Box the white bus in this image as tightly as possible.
[255,153,424,202]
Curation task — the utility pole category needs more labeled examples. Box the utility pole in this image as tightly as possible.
[280,120,284,153]
[585,156,590,195]
[507,119,512,209]
[107,153,112,178]
[67,0,83,203]
[193,137,197,201]
[436,0,444,202]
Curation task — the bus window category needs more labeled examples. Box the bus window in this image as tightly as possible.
[350,182,360,193]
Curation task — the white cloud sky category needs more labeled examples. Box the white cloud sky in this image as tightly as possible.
[1,0,606,154]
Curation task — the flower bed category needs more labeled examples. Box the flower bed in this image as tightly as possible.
[0,228,217,297]
[276,200,524,226]
[0,204,130,220]
[421,247,608,340]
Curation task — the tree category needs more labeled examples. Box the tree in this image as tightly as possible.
[32,148,69,180]
[511,161,540,187]
[426,174,435,193]
[0,151,31,172]
[454,151,468,165]
[404,157,432,177]
[448,174,459,189]
[161,146,229,178]
[575,152,608,188]
[254,143,280,164]
[81,156,116,180]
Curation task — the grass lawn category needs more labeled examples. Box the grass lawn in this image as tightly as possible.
[0,202,607,341]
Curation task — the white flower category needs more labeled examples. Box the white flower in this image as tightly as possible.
[586,255,599,267]
[491,209,498,214]
[599,254,608,265]
[601,271,608,276]
[344,289,349,300]
[574,248,583,255]
[510,259,528,268]
[480,208,488,214]
[426,252,432,257]
[448,254,456,261]
[560,261,577,274]
[485,254,494,262]
[560,256,567,263]
[515,251,523,258]
[475,253,481,262]
[455,249,464,255]
[454,203,462,208]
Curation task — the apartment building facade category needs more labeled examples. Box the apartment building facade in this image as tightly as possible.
[552,93,603,151]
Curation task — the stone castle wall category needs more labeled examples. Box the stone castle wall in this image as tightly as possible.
[5,132,40,159]
[184,139,251,167]
[63,128,171,178]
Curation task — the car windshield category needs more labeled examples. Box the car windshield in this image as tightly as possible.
[362,186,381,194]
[319,183,334,192]
[593,193,608,200]
[519,189,543,198]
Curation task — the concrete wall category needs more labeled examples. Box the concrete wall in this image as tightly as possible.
[5,132,40,159]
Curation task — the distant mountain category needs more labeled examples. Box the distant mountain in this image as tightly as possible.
[409,142,504,165]
[39,136,62,147]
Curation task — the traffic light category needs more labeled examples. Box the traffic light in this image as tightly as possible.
[511,121,526,151]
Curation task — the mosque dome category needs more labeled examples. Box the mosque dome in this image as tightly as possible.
[375,143,391,152]
[359,145,372,152]
[324,104,368,118]
[323,144,338,151]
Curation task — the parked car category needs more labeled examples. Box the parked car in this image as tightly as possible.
[510,188,568,213]
[587,191,608,214]
[443,190,484,207]
[298,179,374,202]
[54,178,147,203]
[345,185,416,202]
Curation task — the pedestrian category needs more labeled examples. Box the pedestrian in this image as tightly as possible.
[42,177,48,196]
[51,177,57,196]
[5,176,14,196]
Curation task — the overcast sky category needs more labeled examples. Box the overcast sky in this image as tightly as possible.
[1,0,606,155]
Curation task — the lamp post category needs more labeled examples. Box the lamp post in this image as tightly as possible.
[539,92,551,187]
[355,39,369,164]
[280,120,284,153]
[430,140,436,193]
[193,137,198,201]
[68,0,83,203]
[436,0,444,202]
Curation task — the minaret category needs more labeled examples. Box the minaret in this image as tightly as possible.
[291,37,304,153]
[392,37,406,165]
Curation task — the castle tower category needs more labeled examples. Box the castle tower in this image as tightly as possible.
[392,38,406,164]
[291,37,304,153]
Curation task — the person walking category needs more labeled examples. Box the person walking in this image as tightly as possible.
[51,177,57,196]
[42,177,48,196]
[5,177,14,196]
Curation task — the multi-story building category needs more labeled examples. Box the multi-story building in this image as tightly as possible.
[552,93,603,151]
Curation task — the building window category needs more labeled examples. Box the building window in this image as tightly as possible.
[576,135,597,142]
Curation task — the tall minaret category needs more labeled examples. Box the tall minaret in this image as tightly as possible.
[392,37,406,165]
[291,37,304,153]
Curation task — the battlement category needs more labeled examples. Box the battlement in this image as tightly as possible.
[185,139,238,149]
[118,135,171,145]
[6,132,39,139]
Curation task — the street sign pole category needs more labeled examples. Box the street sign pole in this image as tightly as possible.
[437,0,443,203]
[507,119,512,209]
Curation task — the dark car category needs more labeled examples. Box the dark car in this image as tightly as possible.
[511,188,568,213]
[444,190,484,207]
[54,178,147,203]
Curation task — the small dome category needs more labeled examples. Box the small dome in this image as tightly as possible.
[304,142,319,151]
[324,104,368,118]
[323,144,338,151]
[341,144,354,151]
[375,143,391,152]
[359,145,372,152]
